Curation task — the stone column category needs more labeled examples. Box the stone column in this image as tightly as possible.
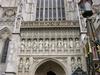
[5,0,22,75]
[0,38,5,62]
[67,57,72,75]
[82,56,87,72]
[5,34,20,75]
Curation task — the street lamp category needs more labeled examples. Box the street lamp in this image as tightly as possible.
[78,0,99,75]
[78,0,93,18]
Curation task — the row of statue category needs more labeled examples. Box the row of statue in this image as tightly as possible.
[18,56,82,73]
[21,38,80,51]
[71,57,82,72]
[18,58,30,72]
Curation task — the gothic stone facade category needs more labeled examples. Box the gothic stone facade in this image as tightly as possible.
[0,0,89,75]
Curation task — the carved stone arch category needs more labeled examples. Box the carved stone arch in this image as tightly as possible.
[0,27,11,40]
[33,58,67,75]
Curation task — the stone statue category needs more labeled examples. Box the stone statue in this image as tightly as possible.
[75,39,80,48]
[77,57,82,68]
[33,40,37,50]
[51,40,55,50]
[16,18,21,29]
[28,40,31,50]
[39,40,43,50]
[18,58,23,72]
[24,58,30,72]
[21,40,25,52]
[69,38,73,48]
[63,40,68,48]
[45,39,49,49]
[21,44,24,52]
[57,40,62,49]
[19,3,23,13]
[71,57,76,72]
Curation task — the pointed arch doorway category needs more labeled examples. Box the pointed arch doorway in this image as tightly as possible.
[35,60,66,75]
[47,71,56,75]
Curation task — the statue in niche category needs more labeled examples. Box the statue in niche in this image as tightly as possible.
[75,38,80,48]
[63,39,67,49]
[39,40,43,50]
[24,40,28,50]
[24,58,30,72]
[71,57,76,72]
[69,38,73,48]
[54,41,57,50]
[57,40,62,47]
[19,3,23,13]
[21,40,25,50]
[33,40,37,50]
[60,40,63,50]
[77,57,82,68]
[51,40,55,50]
[28,40,31,50]
[15,17,21,29]
[49,40,52,50]
[18,58,23,72]
[45,39,49,49]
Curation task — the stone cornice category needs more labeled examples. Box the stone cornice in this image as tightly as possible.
[18,54,84,57]
[21,20,80,28]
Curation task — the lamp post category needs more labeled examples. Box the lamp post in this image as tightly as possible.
[78,0,100,75]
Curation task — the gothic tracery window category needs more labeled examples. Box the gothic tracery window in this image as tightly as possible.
[36,0,65,21]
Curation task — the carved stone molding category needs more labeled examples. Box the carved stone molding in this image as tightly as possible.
[4,9,16,17]
[21,20,80,28]
[0,7,16,21]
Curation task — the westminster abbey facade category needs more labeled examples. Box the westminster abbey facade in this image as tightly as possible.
[1,0,99,75]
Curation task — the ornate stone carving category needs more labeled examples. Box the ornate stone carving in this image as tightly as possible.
[67,0,75,11]
[0,8,16,22]
[21,21,79,28]
[4,9,16,17]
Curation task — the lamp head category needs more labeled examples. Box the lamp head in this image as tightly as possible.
[78,0,93,18]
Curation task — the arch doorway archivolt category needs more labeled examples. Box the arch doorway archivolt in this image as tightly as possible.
[34,58,66,75]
